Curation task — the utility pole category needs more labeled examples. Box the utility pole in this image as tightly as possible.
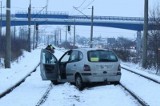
[47,35,49,45]
[5,0,11,68]
[59,28,61,44]
[90,6,94,48]
[33,24,36,50]
[28,0,31,52]
[142,0,148,68]
[0,1,2,37]
[54,30,57,46]
[73,19,76,48]
[35,23,38,48]
[65,25,67,42]
[14,25,16,41]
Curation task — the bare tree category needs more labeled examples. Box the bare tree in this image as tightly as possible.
[149,4,160,74]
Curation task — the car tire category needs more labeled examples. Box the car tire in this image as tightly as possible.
[51,80,58,85]
[75,75,84,90]
[114,81,120,85]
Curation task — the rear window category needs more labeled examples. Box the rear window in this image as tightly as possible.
[88,50,118,62]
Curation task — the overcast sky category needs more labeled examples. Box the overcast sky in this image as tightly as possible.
[2,0,160,40]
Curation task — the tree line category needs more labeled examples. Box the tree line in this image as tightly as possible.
[0,27,28,63]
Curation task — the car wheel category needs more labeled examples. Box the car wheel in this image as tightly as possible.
[114,81,120,85]
[51,80,58,85]
[75,75,84,90]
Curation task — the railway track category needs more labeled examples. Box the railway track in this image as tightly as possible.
[0,64,54,106]
[86,82,150,106]
[0,63,157,106]
[121,66,160,106]
[0,63,40,99]
[34,83,150,106]
[121,67,160,84]
[34,65,156,106]
[119,83,149,106]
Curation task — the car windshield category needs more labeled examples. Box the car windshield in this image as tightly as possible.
[88,50,118,62]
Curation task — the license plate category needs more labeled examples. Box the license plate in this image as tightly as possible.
[97,65,113,70]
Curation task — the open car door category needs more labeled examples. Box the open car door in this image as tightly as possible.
[40,49,58,80]
[59,50,72,80]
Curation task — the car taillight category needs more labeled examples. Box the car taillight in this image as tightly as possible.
[83,64,91,71]
[118,65,121,72]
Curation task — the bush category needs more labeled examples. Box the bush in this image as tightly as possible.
[0,36,28,61]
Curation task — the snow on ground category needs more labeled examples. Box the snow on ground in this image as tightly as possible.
[0,46,160,106]
[42,83,138,106]
[0,46,64,95]
[122,62,160,83]
[0,67,50,106]
[121,69,160,106]
[0,46,64,105]
[0,49,41,95]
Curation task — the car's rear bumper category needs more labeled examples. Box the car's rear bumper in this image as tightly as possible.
[82,74,121,83]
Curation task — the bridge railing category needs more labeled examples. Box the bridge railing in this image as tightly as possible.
[69,15,144,21]
[14,11,156,22]
[16,10,69,15]
[15,11,145,22]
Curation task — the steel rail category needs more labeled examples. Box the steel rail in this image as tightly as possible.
[119,83,149,106]
[0,63,40,99]
[121,67,160,84]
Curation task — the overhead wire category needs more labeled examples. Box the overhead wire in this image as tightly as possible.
[61,0,88,37]
[71,0,89,15]
[82,0,95,11]
[76,0,87,9]
[68,0,95,41]
[35,0,94,41]
[73,6,90,18]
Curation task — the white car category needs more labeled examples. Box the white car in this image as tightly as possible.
[40,48,121,90]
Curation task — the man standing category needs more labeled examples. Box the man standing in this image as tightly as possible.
[45,45,55,63]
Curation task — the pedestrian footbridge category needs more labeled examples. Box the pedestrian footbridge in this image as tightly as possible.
[1,11,158,31]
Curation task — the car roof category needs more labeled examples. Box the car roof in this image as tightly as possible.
[73,48,111,52]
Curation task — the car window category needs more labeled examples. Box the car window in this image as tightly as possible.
[79,51,83,60]
[88,50,118,62]
[60,51,71,62]
[69,51,79,62]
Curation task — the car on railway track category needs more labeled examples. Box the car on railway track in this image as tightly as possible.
[40,48,121,90]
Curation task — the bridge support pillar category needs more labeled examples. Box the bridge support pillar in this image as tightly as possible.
[136,31,142,54]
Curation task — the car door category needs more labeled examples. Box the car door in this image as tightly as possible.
[40,49,58,80]
[66,50,79,82]
[58,50,72,80]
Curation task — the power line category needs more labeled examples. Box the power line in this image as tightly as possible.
[69,0,86,16]
[82,0,95,11]
[71,0,90,16]
[76,0,87,8]
[73,6,89,18]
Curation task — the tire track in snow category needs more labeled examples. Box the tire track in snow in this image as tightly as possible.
[36,83,53,106]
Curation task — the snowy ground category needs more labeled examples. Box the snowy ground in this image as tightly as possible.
[0,66,139,106]
[122,63,160,83]
[42,83,139,106]
[121,69,160,106]
[0,67,50,106]
[0,46,64,95]
[0,49,41,95]
[0,47,160,106]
